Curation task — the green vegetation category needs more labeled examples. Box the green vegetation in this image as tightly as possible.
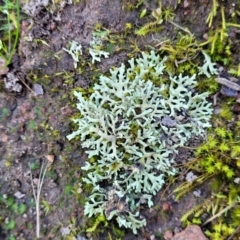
[62,0,240,237]
[1,0,240,238]
[157,2,240,238]
[0,0,20,66]
[0,193,27,233]
[173,123,240,239]
[135,2,175,36]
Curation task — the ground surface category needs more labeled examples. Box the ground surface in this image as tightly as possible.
[0,0,239,239]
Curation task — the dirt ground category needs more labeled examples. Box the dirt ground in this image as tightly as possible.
[0,0,239,239]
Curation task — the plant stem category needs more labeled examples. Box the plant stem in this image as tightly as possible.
[29,161,49,238]
[7,0,20,65]
[202,200,238,226]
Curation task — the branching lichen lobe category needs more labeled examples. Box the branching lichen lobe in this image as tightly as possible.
[67,50,215,233]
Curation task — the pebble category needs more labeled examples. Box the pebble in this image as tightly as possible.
[164,230,173,240]
[150,235,155,240]
[33,83,44,96]
[162,202,170,212]
[14,191,25,199]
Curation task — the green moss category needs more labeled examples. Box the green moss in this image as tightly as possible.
[175,122,240,238]
[0,0,20,65]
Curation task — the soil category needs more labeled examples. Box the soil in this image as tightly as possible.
[0,0,239,239]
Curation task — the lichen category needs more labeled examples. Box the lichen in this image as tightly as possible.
[63,40,82,68]
[89,36,109,63]
[4,72,22,92]
[198,51,218,77]
[67,50,214,233]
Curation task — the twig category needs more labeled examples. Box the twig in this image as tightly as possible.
[202,200,238,226]
[168,20,194,37]
[29,160,49,238]
[18,77,36,96]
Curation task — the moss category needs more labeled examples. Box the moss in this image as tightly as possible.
[174,122,240,238]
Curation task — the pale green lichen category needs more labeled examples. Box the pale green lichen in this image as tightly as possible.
[63,40,82,68]
[198,50,218,77]
[89,36,109,63]
[63,34,110,67]
[67,50,214,233]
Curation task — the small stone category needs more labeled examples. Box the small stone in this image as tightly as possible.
[164,230,173,240]
[20,135,27,141]
[162,202,170,212]
[0,133,8,142]
[202,33,208,40]
[150,235,155,240]
[86,232,92,238]
[14,191,25,199]
[172,225,208,240]
[33,83,44,95]
[234,177,240,184]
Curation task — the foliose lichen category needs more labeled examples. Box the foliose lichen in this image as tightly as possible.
[67,50,214,233]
